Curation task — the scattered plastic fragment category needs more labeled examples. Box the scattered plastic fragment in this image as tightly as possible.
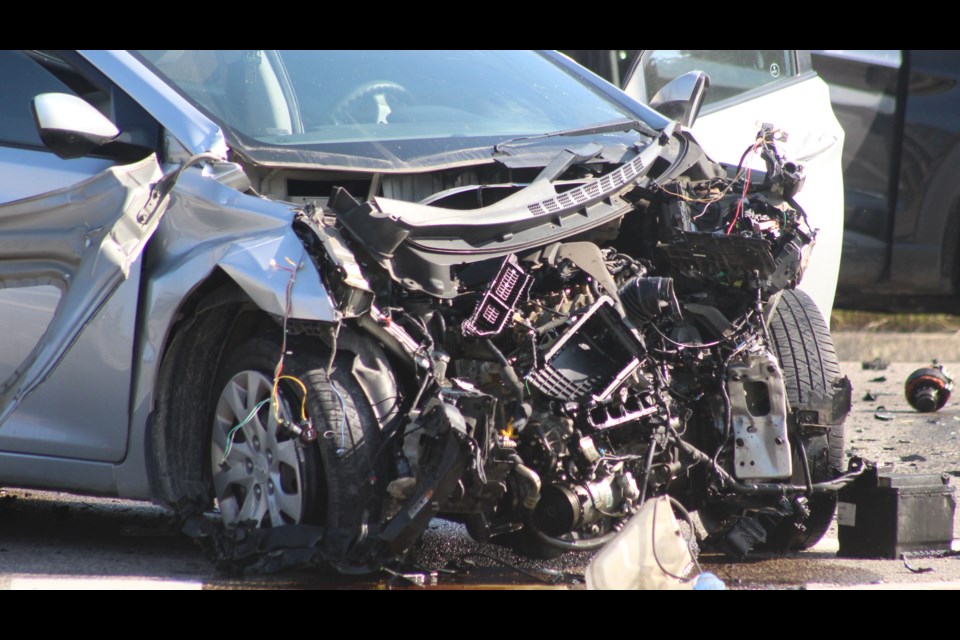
[869,376,887,383]
[901,553,934,574]
[905,363,954,412]
[874,406,895,421]
[862,358,889,371]
[900,454,927,462]
[862,391,878,402]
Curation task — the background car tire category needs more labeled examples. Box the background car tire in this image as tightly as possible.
[763,288,846,551]
[210,335,384,532]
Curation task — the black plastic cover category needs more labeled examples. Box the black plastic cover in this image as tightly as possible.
[527,297,644,402]
[463,255,532,337]
[837,468,956,559]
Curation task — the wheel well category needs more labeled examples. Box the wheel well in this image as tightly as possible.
[146,268,405,510]
[147,271,281,508]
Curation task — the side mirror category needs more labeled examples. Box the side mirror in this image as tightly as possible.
[648,71,710,128]
[31,93,120,160]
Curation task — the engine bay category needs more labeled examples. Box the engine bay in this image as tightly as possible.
[190,126,854,573]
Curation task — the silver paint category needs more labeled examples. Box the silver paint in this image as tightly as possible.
[77,50,228,159]
[0,156,162,429]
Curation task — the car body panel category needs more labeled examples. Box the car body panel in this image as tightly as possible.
[0,163,338,495]
[0,262,140,461]
[0,147,115,205]
[0,156,161,436]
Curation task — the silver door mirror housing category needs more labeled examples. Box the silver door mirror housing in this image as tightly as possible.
[31,93,120,160]
[649,71,710,128]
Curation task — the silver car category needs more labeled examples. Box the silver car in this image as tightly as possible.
[0,50,847,571]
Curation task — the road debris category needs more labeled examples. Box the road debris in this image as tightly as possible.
[874,406,895,421]
[901,553,935,574]
[863,358,890,371]
[905,363,954,412]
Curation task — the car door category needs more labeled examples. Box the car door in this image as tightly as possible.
[0,50,165,463]
[622,50,845,318]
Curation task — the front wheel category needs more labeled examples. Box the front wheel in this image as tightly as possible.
[762,288,848,551]
[209,336,384,532]
[699,289,848,555]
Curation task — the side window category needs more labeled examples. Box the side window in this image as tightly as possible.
[0,51,83,148]
[0,51,160,160]
[632,50,797,109]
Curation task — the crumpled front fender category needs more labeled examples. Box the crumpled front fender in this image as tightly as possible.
[144,166,336,327]
[216,227,336,322]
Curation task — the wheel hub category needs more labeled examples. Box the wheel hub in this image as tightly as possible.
[211,370,306,527]
[253,455,269,483]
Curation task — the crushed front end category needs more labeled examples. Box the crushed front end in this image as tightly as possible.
[189,124,853,574]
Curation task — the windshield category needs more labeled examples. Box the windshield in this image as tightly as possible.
[135,50,642,153]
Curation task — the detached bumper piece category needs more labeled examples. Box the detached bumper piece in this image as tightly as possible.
[837,467,956,559]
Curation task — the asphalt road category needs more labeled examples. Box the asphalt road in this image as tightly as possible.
[2,355,959,589]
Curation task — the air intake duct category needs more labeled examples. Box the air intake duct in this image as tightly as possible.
[619,276,681,323]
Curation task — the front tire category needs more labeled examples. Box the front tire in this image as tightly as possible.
[209,335,384,532]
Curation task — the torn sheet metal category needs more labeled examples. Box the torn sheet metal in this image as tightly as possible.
[727,350,792,479]
[0,156,163,425]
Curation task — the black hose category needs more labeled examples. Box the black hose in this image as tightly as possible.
[506,453,541,511]
[525,512,620,551]
[638,435,658,506]
[674,435,865,496]
[535,316,568,336]
[483,338,530,428]
[433,310,447,337]
[793,433,814,496]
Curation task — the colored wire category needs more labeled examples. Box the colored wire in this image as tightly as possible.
[275,375,309,422]
[695,137,762,222]
[271,257,300,424]
[220,398,271,464]
[725,168,752,235]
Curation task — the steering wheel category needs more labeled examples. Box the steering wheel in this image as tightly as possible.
[325,80,414,125]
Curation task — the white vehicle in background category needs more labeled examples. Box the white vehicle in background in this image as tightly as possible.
[574,49,845,318]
